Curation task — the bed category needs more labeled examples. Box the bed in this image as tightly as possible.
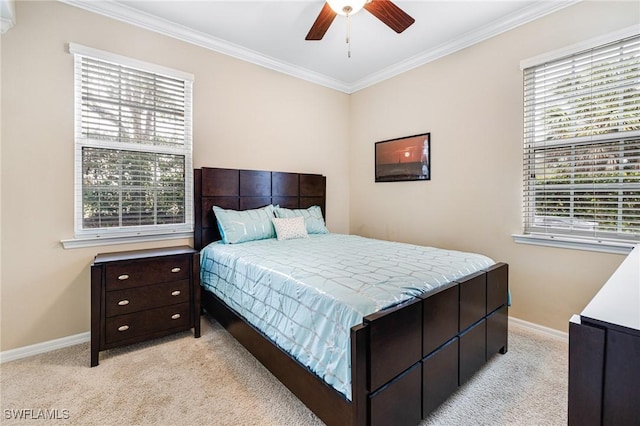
[194,167,509,426]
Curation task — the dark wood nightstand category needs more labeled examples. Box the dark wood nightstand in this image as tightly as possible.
[90,246,201,367]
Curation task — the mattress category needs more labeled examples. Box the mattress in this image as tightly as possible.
[200,233,495,400]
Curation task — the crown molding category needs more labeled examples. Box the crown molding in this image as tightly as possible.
[0,0,16,34]
[59,0,351,93]
[0,16,14,33]
[59,0,579,95]
[350,0,581,92]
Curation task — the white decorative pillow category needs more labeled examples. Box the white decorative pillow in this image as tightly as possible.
[273,205,329,234]
[272,216,309,241]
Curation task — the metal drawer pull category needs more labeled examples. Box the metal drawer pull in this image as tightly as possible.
[117,300,130,306]
[171,313,181,320]
[171,267,181,273]
[118,274,129,280]
[171,290,181,296]
[118,325,129,332]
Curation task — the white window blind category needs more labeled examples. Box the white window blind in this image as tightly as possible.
[70,44,194,242]
[523,33,640,244]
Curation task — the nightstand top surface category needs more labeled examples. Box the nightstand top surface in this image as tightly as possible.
[93,245,197,264]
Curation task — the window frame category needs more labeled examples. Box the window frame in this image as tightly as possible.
[63,44,194,249]
[514,27,640,254]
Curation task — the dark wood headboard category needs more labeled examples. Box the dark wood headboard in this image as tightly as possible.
[194,167,326,250]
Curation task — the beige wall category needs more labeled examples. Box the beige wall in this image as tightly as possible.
[349,1,639,332]
[1,0,638,353]
[0,1,350,351]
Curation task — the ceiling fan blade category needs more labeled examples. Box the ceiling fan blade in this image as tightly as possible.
[305,3,337,40]
[364,0,415,34]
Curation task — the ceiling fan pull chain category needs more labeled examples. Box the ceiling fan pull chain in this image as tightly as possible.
[346,12,351,58]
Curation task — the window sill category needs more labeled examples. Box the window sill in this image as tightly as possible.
[512,234,636,255]
[61,231,192,249]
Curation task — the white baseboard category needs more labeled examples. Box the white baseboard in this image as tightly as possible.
[0,316,567,364]
[0,332,90,364]
[509,316,568,342]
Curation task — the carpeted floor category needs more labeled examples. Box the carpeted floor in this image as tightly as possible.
[0,315,567,425]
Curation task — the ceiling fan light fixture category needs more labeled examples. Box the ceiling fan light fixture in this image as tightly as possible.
[327,0,367,16]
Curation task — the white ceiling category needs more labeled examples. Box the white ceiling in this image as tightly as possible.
[62,0,579,93]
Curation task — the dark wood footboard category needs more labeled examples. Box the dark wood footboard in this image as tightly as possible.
[201,262,509,426]
[349,262,509,426]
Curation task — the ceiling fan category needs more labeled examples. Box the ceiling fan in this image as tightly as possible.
[305,0,415,41]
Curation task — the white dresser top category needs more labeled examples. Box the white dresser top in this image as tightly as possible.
[581,245,640,334]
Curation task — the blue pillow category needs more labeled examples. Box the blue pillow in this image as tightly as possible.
[273,205,329,234]
[213,205,276,244]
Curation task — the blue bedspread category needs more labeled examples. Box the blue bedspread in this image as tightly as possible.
[200,234,494,400]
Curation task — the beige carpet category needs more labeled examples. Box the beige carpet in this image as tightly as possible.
[0,315,567,425]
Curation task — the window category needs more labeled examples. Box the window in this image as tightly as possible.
[67,44,193,247]
[519,31,640,253]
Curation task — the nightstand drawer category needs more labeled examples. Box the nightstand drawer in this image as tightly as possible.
[105,302,190,344]
[105,279,190,317]
[105,256,190,291]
